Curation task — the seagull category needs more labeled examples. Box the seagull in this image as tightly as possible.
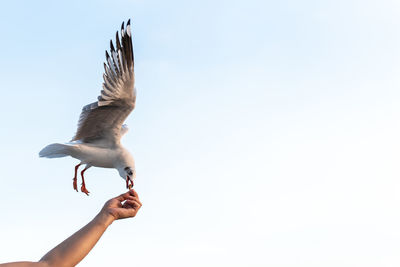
[39,20,137,195]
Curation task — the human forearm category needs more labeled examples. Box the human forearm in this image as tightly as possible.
[1,190,141,267]
[0,214,111,267]
[39,212,114,267]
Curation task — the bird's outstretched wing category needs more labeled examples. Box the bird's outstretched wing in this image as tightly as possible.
[72,20,135,147]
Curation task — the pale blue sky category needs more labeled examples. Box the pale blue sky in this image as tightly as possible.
[1,0,400,266]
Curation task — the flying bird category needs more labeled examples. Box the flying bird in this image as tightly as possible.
[39,20,137,195]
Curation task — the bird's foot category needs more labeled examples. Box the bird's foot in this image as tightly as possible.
[81,184,90,196]
[73,177,78,192]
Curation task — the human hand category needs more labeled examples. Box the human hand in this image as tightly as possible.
[97,189,142,225]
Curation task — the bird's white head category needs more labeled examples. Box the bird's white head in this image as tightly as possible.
[116,147,136,189]
[118,165,136,189]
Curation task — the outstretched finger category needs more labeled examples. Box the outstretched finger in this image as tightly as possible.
[116,191,134,202]
[129,188,139,198]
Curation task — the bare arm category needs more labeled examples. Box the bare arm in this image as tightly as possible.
[0,190,142,267]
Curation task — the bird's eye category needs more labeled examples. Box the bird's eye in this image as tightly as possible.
[124,167,133,175]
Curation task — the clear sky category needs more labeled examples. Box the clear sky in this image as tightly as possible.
[1,0,400,266]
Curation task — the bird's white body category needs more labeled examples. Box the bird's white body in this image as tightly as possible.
[70,143,134,169]
[39,141,136,178]
[75,144,117,168]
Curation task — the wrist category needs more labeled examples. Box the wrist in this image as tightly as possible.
[94,211,115,227]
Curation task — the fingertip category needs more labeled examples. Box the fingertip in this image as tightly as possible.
[130,188,139,197]
[116,191,131,201]
[115,189,139,202]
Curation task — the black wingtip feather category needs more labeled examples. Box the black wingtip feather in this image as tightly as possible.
[116,31,121,50]
[110,40,115,52]
[102,20,133,80]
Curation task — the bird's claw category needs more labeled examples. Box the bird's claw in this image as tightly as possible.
[73,178,78,192]
[81,184,90,196]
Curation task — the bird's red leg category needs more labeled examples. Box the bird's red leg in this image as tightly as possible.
[80,167,90,195]
[73,163,81,192]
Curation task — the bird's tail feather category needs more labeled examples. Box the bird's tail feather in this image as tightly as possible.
[39,143,72,158]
